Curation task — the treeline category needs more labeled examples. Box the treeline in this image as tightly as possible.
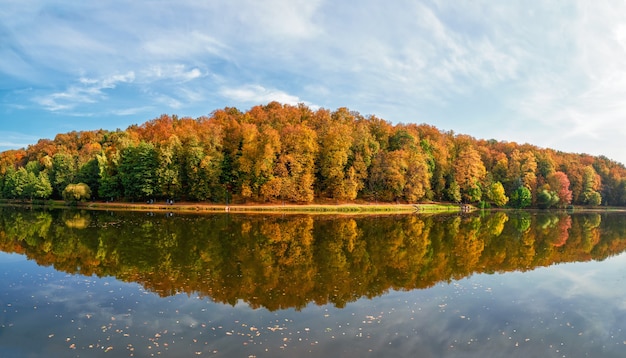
[1,102,626,207]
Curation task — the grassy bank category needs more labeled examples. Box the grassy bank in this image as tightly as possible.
[0,199,470,214]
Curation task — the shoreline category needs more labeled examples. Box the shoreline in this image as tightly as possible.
[0,199,469,215]
[2,199,625,215]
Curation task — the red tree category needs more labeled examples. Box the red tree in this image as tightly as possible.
[548,171,573,206]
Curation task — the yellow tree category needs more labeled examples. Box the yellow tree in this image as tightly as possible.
[238,124,281,200]
[453,143,486,202]
[268,124,318,202]
[314,109,354,200]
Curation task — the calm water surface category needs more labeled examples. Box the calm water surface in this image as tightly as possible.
[1,208,626,357]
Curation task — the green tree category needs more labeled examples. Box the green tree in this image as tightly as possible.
[62,183,91,203]
[97,152,122,200]
[446,180,462,203]
[51,153,77,198]
[536,189,559,209]
[76,159,100,198]
[156,135,183,199]
[3,167,29,199]
[510,186,532,208]
[118,142,159,200]
[185,142,224,201]
[32,171,53,199]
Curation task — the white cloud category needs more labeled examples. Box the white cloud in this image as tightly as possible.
[142,31,229,60]
[501,1,626,162]
[0,131,40,150]
[220,85,303,106]
[142,65,204,82]
[111,106,153,116]
[34,72,135,111]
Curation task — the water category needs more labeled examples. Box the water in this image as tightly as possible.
[0,208,625,357]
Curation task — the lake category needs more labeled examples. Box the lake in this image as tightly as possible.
[1,207,626,357]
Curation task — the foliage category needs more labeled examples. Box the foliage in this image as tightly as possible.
[118,142,158,200]
[0,102,625,207]
[510,186,532,208]
[2,166,52,200]
[547,171,573,208]
[536,189,560,209]
[62,183,91,202]
[488,181,508,207]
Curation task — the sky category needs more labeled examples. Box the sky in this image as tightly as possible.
[1,1,626,165]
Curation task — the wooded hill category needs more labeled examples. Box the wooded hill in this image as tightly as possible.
[1,102,625,208]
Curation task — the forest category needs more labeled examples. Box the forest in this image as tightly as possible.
[1,101,626,208]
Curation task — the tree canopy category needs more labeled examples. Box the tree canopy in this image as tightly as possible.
[1,102,626,207]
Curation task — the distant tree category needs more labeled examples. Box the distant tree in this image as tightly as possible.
[185,141,224,201]
[453,144,486,203]
[547,171,572,207]
[3,167,29,199]
[51,153,77,198]
[62,183,91,203]
[76,159,100,198]
[97,152,122,200]
[446,180,462,203]
[536,189,559,209]
[118,142,158,201]
[316,115,353,200]
[368,151,407,201]
[1,102,626,207]
[488,181,508,207]
[32,171,53,199]
[155,135,183,199]
[271,124,318,202]
[581,166,602,206]
[510,186,532,208]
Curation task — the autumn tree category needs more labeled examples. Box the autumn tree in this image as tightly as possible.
[238,123,281,201]
[347,120,379,199]
[314,109,354,200]
[581,166,602,206]
[547,171,573,208]
[0,102,624,207]
[487,181,508,207]
[368,151,407,201]
[269,124,317,202]
[32,170,53,199]
[453,142,486,203]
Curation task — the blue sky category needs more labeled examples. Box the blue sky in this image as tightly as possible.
[2,1,626,164]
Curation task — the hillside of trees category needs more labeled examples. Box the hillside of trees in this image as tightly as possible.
[1,102,626,208]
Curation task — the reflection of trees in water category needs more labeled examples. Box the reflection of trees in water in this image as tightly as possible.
[1,208,626,310]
